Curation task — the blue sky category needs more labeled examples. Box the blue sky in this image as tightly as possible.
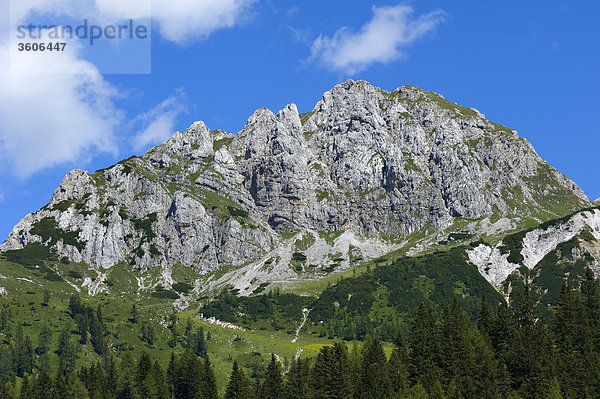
[0,0,598,240]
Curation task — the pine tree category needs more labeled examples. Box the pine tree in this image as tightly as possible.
[76,313,88,345]
[311,342,352,399]
[260,354,283,399]
[194,327,207,358]
[138,372,160,399]
[581,267,600,324]
[173,352,202,399]
[359,336,392,399]
[284,358,310,399]
[554,278,599,397]
[477,294,494,337]
[89,308,106,356]
[129,305,138,324]
[388,333,411,395]
[506,285,536,392]
[225,361,253,399]
[410,303,441,390]
[57,327,70,355]
[91,360,108,398]
[54,372,67,399]
[440,299,473,396]
[491,302,515,362]
[58,329,77,375]
[347,341,362,395]
[0,346,14,385]
[185,318,193,350]
[117,351,138,399]
[471,330,501,399]
[166,352,176,398]
[35,370,55,399]
[409,384,429,399]
[65,373,91,399]
[200,355,218,399]
[429,380,447,399]
[510,284,556,398]
[581,267,600,353]
[69,294,83,317]
[151,360,169,399]
[36,324,52,355]
[19,374,32,399]
[16,335,34,377]
[545,377,562,399]
[136,352,153,387]
[106,356,118,397]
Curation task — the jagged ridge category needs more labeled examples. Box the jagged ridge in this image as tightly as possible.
[0,80,590,295]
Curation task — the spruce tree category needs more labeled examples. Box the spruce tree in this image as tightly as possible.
[554,278,598,397]
[173,352,202,399]
[410,303,441,390]
[260,354,283,399]
[0,346,14,385]
[117,351,138,399]
[477,294,494,337]
[311,342,352,399]
[19,374,32,399]
[359,336,392,399]
[152,360,169,399]
[138,372,159,399]
[471,330,501,399]
[409,384,429,399]
[429,380,447,399]
[36,324,52,355]
[388,334,411,395]
[166,352,177,397]
[194,327,207,358]
[35,370,55,399]
[283,358,310,399]
[58,330,77,376]
[136,352,153,387]
[440,298,475,396]
[225,361,253,399]
[65,374,91,399]
[201,355,218,399]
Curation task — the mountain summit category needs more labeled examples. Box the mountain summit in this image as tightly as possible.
[0,80,590,294]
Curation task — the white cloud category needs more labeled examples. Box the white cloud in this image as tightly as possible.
[0,35,121,178]
[311,5,446,74]
[149,0,256,44]
[0,0,254,177]
[10,0,256,44]
[132,90,186,152]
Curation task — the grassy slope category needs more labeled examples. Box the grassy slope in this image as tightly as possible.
[0,255,352,393]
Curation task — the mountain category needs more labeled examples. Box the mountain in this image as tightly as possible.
[0,79,593,298]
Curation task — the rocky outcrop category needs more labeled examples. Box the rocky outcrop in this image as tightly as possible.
[0,80,590,278]
[467,208,600,286]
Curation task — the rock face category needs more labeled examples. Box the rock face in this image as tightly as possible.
[467,208,600,287]
[0,80,590,279]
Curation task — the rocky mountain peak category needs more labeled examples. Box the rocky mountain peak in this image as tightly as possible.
[1,81,591,295]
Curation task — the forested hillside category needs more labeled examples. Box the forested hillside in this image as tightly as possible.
[2,268,600,398]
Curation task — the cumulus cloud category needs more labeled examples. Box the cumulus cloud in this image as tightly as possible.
[149,0,256,44]
[0,36,121,177]
[0,0,256,177]
[132,90,187,152]
[10,0,256,44]
[311,5,446,74]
